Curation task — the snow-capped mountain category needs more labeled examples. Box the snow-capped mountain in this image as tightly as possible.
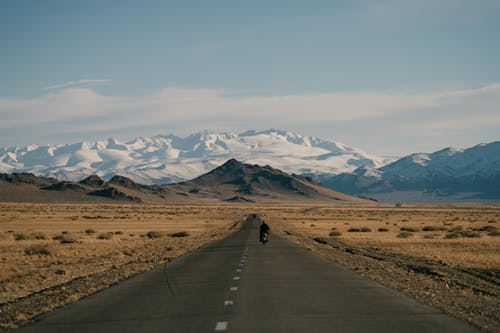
[321,141,500,202]
[0,129,391,184]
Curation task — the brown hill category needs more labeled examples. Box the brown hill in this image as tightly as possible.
[167,159,371,204]
[79,175,104,187]
[0,173,137,204]
[0,160,373,204]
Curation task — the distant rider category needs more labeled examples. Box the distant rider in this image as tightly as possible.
[260,220,270,244]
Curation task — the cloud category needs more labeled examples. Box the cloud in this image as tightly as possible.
[44,79,111,90]
[0,84,499,155]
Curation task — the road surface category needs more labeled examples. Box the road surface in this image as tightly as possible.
[13,214,480,332]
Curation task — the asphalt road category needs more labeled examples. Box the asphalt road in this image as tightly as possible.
[13,214,480,333]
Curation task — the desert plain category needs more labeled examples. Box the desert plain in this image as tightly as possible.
[0,203,499,332]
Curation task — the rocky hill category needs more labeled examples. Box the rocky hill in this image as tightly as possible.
[0,159,372,204]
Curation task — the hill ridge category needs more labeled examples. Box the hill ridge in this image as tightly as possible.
[0,159,371,204]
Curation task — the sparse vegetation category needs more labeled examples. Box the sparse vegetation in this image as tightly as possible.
[169,231,190,237]
[14,233,29,241]
[1,203,499,333]
[478,225,497,232]
[422,226,447,232]
[52,234,77,244]
[400,227,419,232]
[146,231,165,238]
[96,232,113,240]
[82,215,108,219]
[377,227,389,232]
[24,244,52,255]
[445,230,481,239]
[347,227,371,232]
[270,206,500,332]
[0,202,240,331]
[329,231,342,237]
[313,237,328,244]
[30,232,48,240]
[397,231,413,238]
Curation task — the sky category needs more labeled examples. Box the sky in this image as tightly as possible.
[1,0,499,156]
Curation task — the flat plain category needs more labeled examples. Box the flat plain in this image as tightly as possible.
[266,205,500,333]
[0,203,499,332]
[0,203,258,329]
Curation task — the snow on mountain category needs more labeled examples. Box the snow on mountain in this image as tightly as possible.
[0,129,391,184]
[378,142,500,180]
[322,141,500,202]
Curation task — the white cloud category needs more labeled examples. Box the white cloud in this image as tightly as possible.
[0,84,499,155]
[44,79,111,90]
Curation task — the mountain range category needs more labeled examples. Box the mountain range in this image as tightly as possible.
[1,129,499,202]
[320,141,500,202]
[0,159,370,205]
[0,129,390,184]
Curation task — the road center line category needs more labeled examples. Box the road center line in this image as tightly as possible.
[224,300,234,306]
[233,276,240,280]
[230,286,238,291]
[215,321,228,331]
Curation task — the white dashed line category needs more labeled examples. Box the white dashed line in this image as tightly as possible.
[224,300,234,306]
[230,286,238,291]
[215,321,228,331]
[236,269,242,272]
[233,276,240,280]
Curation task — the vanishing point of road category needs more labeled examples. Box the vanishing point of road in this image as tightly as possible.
[12,214,480,333]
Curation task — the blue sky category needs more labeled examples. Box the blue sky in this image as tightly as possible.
[1,0,499,155]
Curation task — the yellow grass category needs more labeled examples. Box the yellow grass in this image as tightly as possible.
[0,203,254,304]
[2,203,499,332]
[265,206,500,269]
[1,203,499,305]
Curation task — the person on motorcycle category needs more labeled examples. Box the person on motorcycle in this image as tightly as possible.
[260,220,270,244]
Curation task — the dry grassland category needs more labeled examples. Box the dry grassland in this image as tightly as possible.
[0,203,255,329]
[266,205,500,269]
[1,203,499,331]
[263,205,500,333]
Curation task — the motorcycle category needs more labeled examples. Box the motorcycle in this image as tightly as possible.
[260,232,269,245]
